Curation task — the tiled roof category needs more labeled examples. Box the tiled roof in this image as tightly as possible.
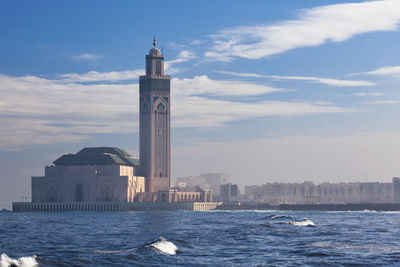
[53,147,140,166]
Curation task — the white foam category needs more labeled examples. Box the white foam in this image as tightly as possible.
[268,215,294,220]
[289,219,315,226]
[0,254,38,267]
[93,247,136,254]
[198,210,279,213]
[149,237,178,255]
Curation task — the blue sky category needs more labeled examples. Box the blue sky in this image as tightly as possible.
[1,0,400,207]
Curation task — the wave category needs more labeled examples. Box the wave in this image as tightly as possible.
[265,214,294,220]
[0,209,12,213]
[198,209,279,213]
[289,219,315,227]
[0,254,38,267]
[94,237,178,256]
[93,247,137,254]
[147,237,178,255]
[310,241,400,253]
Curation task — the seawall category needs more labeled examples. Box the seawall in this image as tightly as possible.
[216,203,400,211]
[12,201,222,212]
[279,203,400,211]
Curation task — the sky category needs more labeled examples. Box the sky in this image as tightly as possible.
[1,0,400,208]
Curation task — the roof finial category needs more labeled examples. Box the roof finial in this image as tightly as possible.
[153,35,157,48]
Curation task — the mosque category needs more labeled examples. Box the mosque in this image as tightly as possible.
[30,39,212,206]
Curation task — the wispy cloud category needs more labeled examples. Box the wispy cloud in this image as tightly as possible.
[165,50,196,74]
[172,75,281,96]
[57,69,144,83]
[218,71,375,87]
[355,92,383,97]
[364,100,398,104]
[205,0,400,61]
[355,65,400,78]
[190,40,203,45]
[166,50,196,65]
[172,97,355,128]
[72,53,102,61]
[57,51,195,83]
[0,73,354,150]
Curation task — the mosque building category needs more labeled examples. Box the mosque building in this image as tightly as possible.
[30,39,212,205]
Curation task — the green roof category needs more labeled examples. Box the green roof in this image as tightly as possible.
[53,147,140,167]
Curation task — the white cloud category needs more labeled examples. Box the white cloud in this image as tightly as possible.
[165,50,196,74]
[190,40,203,45]
[171,76,355,127]
[364,100,398,104]
[359,65,400,78]
[172,75,281,96]
[0,73,354,150]
[72,53,102,61]
[355,92,383,97]
[218,71,375,87]
[57,69,144,83]
[0,74,139,149]
[172,97,354,128]
[168,50,196,64]
[205,0,400,61]
[58,50,195,83]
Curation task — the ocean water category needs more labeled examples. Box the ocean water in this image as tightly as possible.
[1,210,400,266]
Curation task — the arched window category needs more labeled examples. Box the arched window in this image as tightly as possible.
[161,193,167,202]
[156,60,161,75]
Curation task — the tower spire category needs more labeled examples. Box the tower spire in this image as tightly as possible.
[153,35,157,48]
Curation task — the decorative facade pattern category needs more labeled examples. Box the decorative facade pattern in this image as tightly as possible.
[139,39,171,192]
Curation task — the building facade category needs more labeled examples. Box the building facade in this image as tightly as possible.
[134,187,212,203]
[31,147,145,203]
[139,38,171,192]
[220,183,239,202]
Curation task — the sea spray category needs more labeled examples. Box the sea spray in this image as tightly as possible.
[93,237,178,256]
[265,214,294,220]
[289,219,315,227]
[148,237,178,255]
[0,254,38,267]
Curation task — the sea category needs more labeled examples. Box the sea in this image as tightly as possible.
[1,210,400,267]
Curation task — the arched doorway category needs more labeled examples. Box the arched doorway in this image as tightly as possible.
[75,184,84,202]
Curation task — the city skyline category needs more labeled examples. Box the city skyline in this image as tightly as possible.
[1,0,400,208]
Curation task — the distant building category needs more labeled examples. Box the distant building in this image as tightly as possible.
[176,173,230,196]
[245,179,400,204]
[393,177,400,202]
[220,183,239,202]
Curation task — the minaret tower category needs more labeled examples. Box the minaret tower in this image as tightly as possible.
[139,37,171,192]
